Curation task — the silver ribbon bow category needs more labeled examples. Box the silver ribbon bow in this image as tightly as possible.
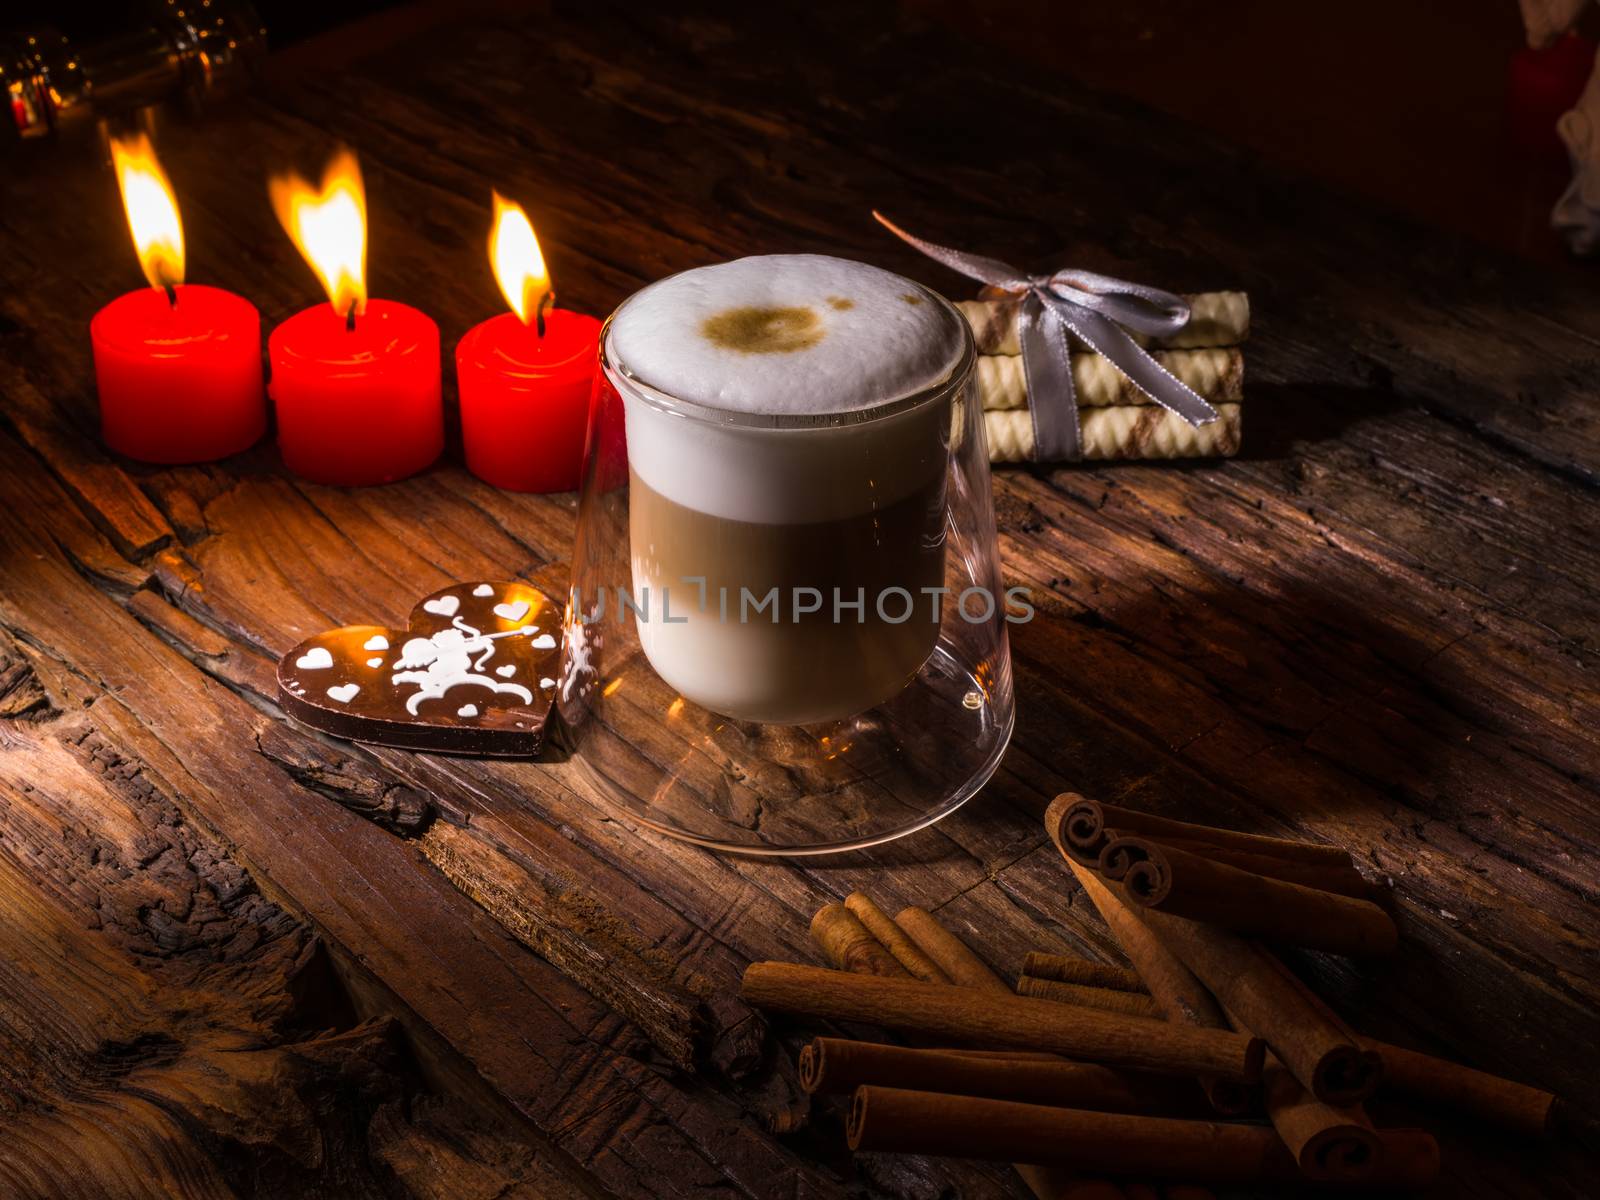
[874,212,1218,461]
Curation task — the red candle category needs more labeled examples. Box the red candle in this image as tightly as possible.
[93,284,264,463]
[269,300,442,486]
[267,146,441,486]
[93,134,264,463]
[459,193,599,492]
[459,310,600,492]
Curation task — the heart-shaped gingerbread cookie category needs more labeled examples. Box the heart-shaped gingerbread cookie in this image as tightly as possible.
[277,581,561,756]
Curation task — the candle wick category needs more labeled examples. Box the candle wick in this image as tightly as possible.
[164,283,178,309]
[535,289,554,339]
[345,303,357,332]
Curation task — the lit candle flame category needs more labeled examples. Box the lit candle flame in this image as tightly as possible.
[110,133,184,293]
[270,147,367,320]
[489,191,550,326]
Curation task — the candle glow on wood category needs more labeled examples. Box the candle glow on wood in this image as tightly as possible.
[266,146,441,486]
[457,192,600,493]
[90,133,264,463]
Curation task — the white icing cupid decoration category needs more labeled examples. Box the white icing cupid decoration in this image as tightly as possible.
[423,595,460,618]
[364,634,389,651]
[493,599,531,622]
[327,683,360,703]
[296,647,334,670]
[391,615,535,715]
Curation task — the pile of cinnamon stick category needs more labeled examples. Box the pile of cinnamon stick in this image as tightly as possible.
[739,796,1587,1198]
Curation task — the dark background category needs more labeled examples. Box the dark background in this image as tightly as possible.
[32,0,1593,269]
[12,1,1600,270]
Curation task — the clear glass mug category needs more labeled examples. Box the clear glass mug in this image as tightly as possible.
[558,274,1014,855]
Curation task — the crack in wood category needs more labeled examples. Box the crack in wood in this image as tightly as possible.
[0,631,56,723]
[256,725,434,836]
[0,710,596,1199]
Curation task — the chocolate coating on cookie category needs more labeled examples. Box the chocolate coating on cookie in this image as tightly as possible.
[277,581,559,757]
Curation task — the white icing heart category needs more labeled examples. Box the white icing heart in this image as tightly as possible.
[539,677,556,689]
[296,647,334,670]
[366,656,384,668]
[423,595,460,617]
[531,634,556,649]
[363,634,389,651]
[473,583,495,597]
[326,683,360,703]
[496,664,516,678]
[457,704,479,717]
[493,599,530,623]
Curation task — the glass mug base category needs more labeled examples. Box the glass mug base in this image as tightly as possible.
[561,256,1014,855]
[569,642,1014,856]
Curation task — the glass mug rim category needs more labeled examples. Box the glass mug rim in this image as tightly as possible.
[597,273,975,430]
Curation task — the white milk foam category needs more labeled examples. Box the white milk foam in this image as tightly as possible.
[609,255,961,415]
[606,255,965,524]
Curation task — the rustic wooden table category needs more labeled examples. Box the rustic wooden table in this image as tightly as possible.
[1,3,1596,1197]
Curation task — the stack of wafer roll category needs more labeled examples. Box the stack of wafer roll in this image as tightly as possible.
[959,291,1249,463]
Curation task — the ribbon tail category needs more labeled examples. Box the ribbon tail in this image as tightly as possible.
[1048,300,1219,427]
[872,211,1028,289]
[1018,291,1081,462]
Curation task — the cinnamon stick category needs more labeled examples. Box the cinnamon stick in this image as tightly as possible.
[941,1048,1064,1062]
[1378,1041,1570,1137]
[1057,793,1350,870]
[1054,856,1230,1032]
[825,896,1152,1196]
[1119,906,1382,1105]
[1100,836,1399,957]
[1260,947,1573,1138]
[1063,841,1380,1173]
[1260,1056,1379,1181]
[740,963,1265,1082]
[1130,837,1388,904]
[844,893,951,982]
[894,907,1010,992]
[846,1088,1439,1189]
[799,1038,1208,1114]
[1048,808,1253,1116]
[1018,975,1163,1019]
[1023,952,1147,994]
[810,903,910,978]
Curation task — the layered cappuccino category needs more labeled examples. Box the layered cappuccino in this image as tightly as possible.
[605,254,969,725]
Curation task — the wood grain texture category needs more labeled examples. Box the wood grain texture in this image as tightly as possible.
[0,650,599,1200]
[1,0,1598,1196]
